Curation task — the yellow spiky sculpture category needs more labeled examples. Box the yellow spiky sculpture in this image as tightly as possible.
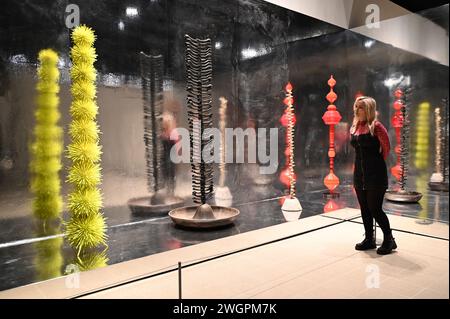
[30,49,63,220]
[66,25,107,253]
[74,249,108,272]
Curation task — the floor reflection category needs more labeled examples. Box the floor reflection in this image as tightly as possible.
[0,183,447,291]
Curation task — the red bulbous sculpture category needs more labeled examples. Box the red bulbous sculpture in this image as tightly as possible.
[280,109,296,127]
[393,100,403,111]
[280,167,296,188]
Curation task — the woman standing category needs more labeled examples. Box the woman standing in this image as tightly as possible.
[350,96,397,255]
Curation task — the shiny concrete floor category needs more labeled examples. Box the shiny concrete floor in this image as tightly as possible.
[1,209,447,299]
[79,220,448,299]
[0,183,448,292]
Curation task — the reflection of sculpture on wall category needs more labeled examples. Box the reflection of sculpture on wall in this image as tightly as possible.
[429,98,449,192]
[69,248,108,273]
[391,89,404,181]
[414,102,430,170]
[323,198,343,213]
[386,87,422,203]
[34,220,63,281]
[280,82,302,218]
[168,35,239,229]
[322,75,341,198]
[66,25,107,253]
[214,97,233,207]
[30,49,63,221]
[279,84,296,188]
[127,52,184,214]
[415,172,432,224]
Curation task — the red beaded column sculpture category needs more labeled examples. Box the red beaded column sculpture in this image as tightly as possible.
[391,89,404,182]
[322,75,342,198]
[281,82,302,214]
[279,84,296,189]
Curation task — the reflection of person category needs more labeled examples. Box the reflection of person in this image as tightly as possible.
[161,112,178,192]
[350,96,397,255]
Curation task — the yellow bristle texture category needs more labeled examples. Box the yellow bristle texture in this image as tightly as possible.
[67,142,102,163]
[65,213,107,250]
[67,162,101,189]
[71,46,97,64]
[71,81,96,100]
[70,100,98,120]
[71,25,96,47]
[69,119,99,143]
[30,48,63,220]
[75,249,108,272]
[68,188,103,218]
[66,25,106,252]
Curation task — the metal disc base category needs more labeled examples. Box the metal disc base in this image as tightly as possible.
[169,204,240,229]
[128,195,185,214]
[385,190,423,203]
[428,181,449,192]
[323,191,340,199]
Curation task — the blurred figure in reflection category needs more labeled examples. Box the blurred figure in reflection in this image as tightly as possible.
[161,111,178,192]
[350,96,397,255]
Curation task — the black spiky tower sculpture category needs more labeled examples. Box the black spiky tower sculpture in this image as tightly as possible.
[386,87,423,203]
[168,35,239,229]
[127,52,184,214]
[429,97,449,191]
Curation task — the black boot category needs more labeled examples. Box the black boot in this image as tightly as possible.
[355,237,376,251]
[377,233,397,255]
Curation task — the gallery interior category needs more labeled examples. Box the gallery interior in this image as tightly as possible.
[0,0,448,299]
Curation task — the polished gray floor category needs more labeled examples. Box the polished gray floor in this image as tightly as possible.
[0,182,448,292]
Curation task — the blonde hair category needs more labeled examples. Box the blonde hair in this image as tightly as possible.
[350,96,378,135]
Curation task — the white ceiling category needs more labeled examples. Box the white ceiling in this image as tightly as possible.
[263,0,449,66]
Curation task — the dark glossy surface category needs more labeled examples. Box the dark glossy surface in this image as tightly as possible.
[0,182,448,291]
[0,0,448,292]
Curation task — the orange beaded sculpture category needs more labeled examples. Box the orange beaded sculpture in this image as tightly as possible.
[281,82,302,215]
[322,75,341,198]
[391,89,404,182]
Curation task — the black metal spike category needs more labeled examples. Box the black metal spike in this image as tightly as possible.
[185,34,214,204]
[140,52,165,193]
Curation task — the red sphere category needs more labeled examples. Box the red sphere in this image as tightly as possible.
[280,167,296,187]
[393,100,403,111]
[324,172,340,191]
[328,75,336,88]
[391,164,402,181]
[394,89,403,99]
[326,90,337,104]
[322,109,342,125]
[283,96,293,106]
[285,82,293,92]
[391,112,403,128]
[284,147,290,157]
[280,110,296,127]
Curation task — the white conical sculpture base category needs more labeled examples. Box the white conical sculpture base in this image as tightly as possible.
[430,172,444,183]
[214,186,233,207]
[281,197,303,222]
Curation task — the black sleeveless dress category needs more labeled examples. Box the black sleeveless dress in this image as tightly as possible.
[350,133,388,190]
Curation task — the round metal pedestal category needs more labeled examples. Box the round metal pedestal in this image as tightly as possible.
[128,195,185,214]
[169,205,240,229]
[323,191,340,199]
[385,190,422,203]
[428,181,449,192]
